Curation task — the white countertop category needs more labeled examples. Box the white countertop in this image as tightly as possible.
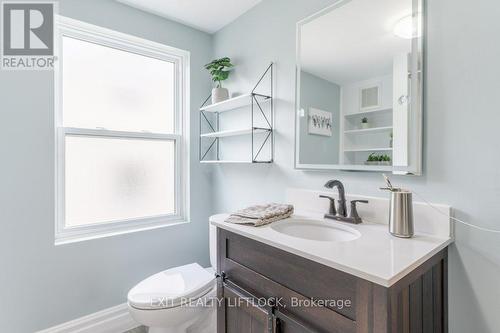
[210,211,453,287]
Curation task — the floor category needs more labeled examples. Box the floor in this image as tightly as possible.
[124,302,217,333]
[124,326,147,333]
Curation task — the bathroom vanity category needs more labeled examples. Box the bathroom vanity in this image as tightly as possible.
[214,226,447,333]
[210,190,452,333]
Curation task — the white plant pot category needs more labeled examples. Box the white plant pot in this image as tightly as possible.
[212,88,229,104]
[361,123,370,129]
[365,161,392,166]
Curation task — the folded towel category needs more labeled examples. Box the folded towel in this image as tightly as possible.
[225,203,294,226]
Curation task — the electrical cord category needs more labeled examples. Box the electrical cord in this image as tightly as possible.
[381,174,500,234]
[412,190,500,234]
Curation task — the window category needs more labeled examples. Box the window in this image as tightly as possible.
[55,17,190,244]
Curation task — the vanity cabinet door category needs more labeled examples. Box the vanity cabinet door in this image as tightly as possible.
[274,311,318,333]
[218,229,357,333]
[221,283,272,333]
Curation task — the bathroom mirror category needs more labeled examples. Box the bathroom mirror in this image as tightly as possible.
[295,0,424,174]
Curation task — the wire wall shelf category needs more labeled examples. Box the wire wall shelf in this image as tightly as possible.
[199,63,274,164]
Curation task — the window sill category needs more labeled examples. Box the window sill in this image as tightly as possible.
[55,217,190,246]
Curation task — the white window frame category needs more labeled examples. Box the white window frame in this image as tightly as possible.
[54,16,190,245]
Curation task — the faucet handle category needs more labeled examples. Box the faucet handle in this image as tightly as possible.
[319,195,337,216]
[349,200,369,222]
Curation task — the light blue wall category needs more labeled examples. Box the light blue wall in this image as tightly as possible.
[213,0,500,332]
[299,71,340,164]
[0,1,213,332]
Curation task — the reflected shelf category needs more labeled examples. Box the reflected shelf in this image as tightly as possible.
[343,147,393,152]
[340,164,394,171]
[344,126,393,134]
[344,108,392,117]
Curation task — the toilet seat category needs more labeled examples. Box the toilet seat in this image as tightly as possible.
[128,263,215,310]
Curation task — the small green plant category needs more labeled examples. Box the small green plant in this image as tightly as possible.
[380,154,391,162]
[367,153,377,162]
[361,117,368,124]
[204,57,234,88]
[366,153,391,163]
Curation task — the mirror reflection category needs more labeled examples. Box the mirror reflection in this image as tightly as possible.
[295,0,423,173]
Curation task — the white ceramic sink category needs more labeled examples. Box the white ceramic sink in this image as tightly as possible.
[270,218,361,242]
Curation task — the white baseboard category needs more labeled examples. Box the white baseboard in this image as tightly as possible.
[36,303,139,333]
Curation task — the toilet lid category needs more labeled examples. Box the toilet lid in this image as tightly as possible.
[128,263,215,310]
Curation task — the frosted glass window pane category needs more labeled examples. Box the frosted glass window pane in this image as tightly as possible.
[62,36,175,133]
[65,135,175,227]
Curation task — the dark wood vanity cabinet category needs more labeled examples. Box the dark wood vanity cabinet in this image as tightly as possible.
[221,283,271,332]
[216,228,448,333]
[220,280,316,333]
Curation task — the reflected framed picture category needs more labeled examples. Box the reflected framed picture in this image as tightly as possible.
[308,108,332,136]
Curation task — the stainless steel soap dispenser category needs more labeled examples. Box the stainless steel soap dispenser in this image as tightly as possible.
[381,175,414,238]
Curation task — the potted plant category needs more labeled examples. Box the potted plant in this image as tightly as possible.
[365,153,392,166]
[389,132,393,148]
[379,154,392,166]
[365,153,378,165]
[361,117,369,129]
[204,57,234,104]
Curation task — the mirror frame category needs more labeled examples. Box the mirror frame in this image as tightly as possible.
[294,0,424,175]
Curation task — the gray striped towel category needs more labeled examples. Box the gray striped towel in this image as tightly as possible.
[224,203,294,226]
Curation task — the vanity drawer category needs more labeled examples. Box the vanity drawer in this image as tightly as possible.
[218,229,357,329]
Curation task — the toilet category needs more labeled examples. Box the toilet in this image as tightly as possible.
[127,225,218,333]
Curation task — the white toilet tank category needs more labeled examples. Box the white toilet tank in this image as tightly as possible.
[209,224,217,269]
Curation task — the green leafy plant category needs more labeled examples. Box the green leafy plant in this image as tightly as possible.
[366,153,391,163]
[367,153,377,162]
[204,57,234,88]
[381,154,391,162]
[361,117,368,124]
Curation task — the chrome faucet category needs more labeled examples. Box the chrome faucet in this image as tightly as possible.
[320,180,368,224]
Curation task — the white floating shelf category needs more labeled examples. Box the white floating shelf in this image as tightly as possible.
[344,147,393,152]
[344,126,393,134]
[344,108,392,117]
[200,128,270,138]
[200,160,253,164]
[200,93,271,113]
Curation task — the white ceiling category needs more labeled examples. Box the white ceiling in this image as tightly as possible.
[300,0,413,85]
[116,0,262,33]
